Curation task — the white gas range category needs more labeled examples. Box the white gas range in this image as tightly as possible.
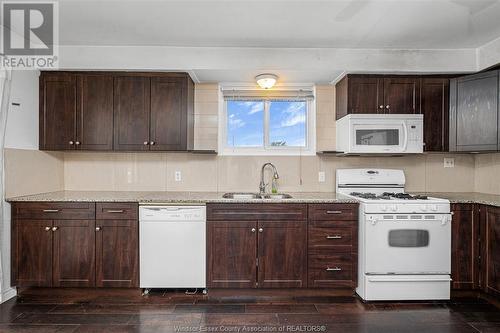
[336,169,452,301]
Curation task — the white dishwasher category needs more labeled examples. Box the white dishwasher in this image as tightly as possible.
[139,205,206,292]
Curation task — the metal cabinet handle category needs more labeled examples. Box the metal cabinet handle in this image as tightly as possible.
[51,226,58,231]
[326,267,342,271]
[44,226,51,231]
[69,141,74,145]
[43,209,60,213]
[251,228,256,233]
[143,141,149,145]
[95,227,101,231]
[150,141,155,146]
[326,210,342,214]
[386,105,390,109]
[326,235,342,239]
[258,228,263,233]
[106,210,124,213]
[379,105,384,109]
[75,141,81,145]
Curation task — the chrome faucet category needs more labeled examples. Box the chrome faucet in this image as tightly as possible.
[259,163,279,196]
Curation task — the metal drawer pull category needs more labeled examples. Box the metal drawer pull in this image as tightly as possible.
[51,226,59,231]
[326,267,342,271]
[44,226,51,231]
[258,228,263,233]
[96,227,101,231]
[251,228,256,233]
[43,209,60,213]
[106,210,125,213]
[326,210,342,214]
[326,235,342,239]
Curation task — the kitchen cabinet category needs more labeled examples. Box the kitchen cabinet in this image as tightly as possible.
[206,204,308,288]
[421,78,449,151]
[481,205,500,297]
[307,204,358,288]
[335,75,420,120]
[39,73,77,150]
[39,71,194,152]
[449,70,499,152]
[11,202,138,288]
[450,204,479,290]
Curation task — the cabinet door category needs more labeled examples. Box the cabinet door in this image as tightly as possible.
[150,77,187,150]
[113,76,151,151]
[96,220,139,287]
[483,206,500,296]
[12,220,53,287]
[257,221,307,288]
[52,220,95,287]
[347,76,384,114]
[207,221,257,288]
[451,204,478,290]
[40,73,77,150]
[450,71,499,151]
[383,77,420,114]
[77,74,114,150]
[421,78,449,152]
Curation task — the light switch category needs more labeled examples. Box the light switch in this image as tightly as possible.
[175,171,182,182]
[443,158,455,168]
[318,171,326,183]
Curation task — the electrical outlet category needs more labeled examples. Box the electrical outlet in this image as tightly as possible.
[318,171,326,183]
[443,157,455,168]
[175,171,182,182]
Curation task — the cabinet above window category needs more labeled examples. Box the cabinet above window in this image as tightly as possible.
[39,71,194,152]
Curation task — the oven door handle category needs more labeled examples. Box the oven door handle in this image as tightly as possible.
[368,277,452,283]
[401,121,409,152]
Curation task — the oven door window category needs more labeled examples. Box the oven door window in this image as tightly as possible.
[355,129,400,146]
[388,229,429,247]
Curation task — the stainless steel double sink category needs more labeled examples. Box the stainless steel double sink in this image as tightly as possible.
[222,192,293,200]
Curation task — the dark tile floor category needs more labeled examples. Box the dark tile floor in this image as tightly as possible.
[0,289,499,332]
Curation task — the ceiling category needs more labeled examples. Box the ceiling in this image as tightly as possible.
[51,0,500,82]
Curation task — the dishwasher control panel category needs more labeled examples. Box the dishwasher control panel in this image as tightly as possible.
[139,205,206,222]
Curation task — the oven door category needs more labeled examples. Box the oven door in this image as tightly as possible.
[351,122,407,153]
[364,214,451,274]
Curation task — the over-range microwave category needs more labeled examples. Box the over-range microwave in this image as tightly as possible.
[336,114,424,154]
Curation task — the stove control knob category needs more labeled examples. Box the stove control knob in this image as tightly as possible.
[430,204,438,211]
[420,205,428,211]
[381,205,388,212]
[390,205,397,212]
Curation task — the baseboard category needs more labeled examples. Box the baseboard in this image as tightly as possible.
[1,287,17,303]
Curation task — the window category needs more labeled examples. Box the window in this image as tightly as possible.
[220,87,315,155]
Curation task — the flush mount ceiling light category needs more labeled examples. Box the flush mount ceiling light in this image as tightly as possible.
[255,73,278,89]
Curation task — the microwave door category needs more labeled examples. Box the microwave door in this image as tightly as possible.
[352,123,405,153]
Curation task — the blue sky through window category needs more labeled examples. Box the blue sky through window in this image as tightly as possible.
[226,100,307,148]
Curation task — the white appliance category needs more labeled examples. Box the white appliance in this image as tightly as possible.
[139,205,206,291]
[336,169,452,301]
[336,114,424,154]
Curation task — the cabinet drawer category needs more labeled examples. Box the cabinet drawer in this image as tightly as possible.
[12,202,95,220]
[96,203,138,220]
[308,204,357,221]
[207,203,307,221]
[308,254,353,288]
[309,227,353,247]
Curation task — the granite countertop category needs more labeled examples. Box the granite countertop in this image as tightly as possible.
[6,190,358,204]
[7,190,500,207]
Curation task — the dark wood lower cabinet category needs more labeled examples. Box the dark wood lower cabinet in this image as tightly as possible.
[52,220,96,287]
[482,205,500,296]
[207,221,257,288]
[96,220,139,287]
[451,204,479,290]
[257,221,307,288]
[12,220,53,287]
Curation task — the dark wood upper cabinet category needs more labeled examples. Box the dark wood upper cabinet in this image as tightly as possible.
[77,74,114,150]
[39,73,77,150]
[257,220,307,288]
[12,219,53,287]
[482,205,500,297]
[113,76,151,151]
[336,76,383,119]
[52,220,96,287]
[383,77,420,114]
[449,70,499,152]
[40,71,194,152]
[451,204,479,290]
[207,221,258,288]
[421,78,449,152]
[96,219,139,288]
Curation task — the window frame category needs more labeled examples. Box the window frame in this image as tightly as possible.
[218,85,316,156]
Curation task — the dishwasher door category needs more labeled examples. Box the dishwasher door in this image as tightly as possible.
[139,206,206,289]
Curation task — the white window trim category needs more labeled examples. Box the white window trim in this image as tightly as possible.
[218,84,316,156]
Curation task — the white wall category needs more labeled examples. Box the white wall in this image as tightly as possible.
[2,70,41,303]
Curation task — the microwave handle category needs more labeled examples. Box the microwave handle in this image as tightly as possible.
[401,121,409,151]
